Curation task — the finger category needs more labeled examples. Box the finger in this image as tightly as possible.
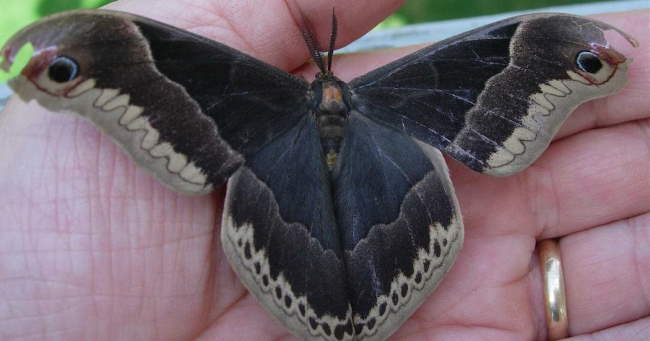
[560,213,650,335]
[106,0,405,71]
[564,316,650,341]
[449,117,650,240]
[392,230,538,340]
[199,295,297,340]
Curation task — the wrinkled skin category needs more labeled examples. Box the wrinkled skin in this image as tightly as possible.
[0,1,648,340]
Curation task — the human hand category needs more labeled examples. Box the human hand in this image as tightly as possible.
[0,1,647,340]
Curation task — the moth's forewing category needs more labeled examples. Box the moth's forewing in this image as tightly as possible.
[350,13,636,176]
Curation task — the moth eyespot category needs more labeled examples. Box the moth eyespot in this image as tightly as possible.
[575,51,603,74]
[48,56,79,83]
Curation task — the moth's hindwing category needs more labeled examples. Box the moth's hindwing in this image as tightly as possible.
[222,114,354,340]
[350,13,635,176]
[1,9,310,194]
[335,112,463,340]
[222,112,463,341]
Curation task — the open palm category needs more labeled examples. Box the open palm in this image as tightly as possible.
[0,1,648,340]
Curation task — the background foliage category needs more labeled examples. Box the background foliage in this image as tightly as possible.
[396,0,609,22]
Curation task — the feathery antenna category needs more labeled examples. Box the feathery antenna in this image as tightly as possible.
[286,0,338,75]
[326,8,338,72]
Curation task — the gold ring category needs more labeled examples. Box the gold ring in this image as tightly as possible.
[538,239,568,340]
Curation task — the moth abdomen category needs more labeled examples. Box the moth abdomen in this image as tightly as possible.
[313,75,352,170]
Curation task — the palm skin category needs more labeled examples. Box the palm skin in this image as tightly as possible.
[0,1,648,340]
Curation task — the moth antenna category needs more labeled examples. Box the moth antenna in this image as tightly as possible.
[302,26,327,74]
[286,0,326,74]
[327,8,338,72]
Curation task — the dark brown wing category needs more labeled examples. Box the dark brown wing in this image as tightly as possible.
[350,13,635,176]
[1,9,311,194]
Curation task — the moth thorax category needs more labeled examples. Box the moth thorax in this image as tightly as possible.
[315,80,349,171]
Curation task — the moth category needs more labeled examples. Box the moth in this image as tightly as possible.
[0,8,637,341]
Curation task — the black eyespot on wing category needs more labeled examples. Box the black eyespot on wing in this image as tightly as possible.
[576,51,603,73]
[48,56,79,83]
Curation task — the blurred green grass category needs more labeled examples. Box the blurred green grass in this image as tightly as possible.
[393,0,611,24]
[0,0,612,81]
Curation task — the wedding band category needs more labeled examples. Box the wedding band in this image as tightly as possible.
[538,239,568,340]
